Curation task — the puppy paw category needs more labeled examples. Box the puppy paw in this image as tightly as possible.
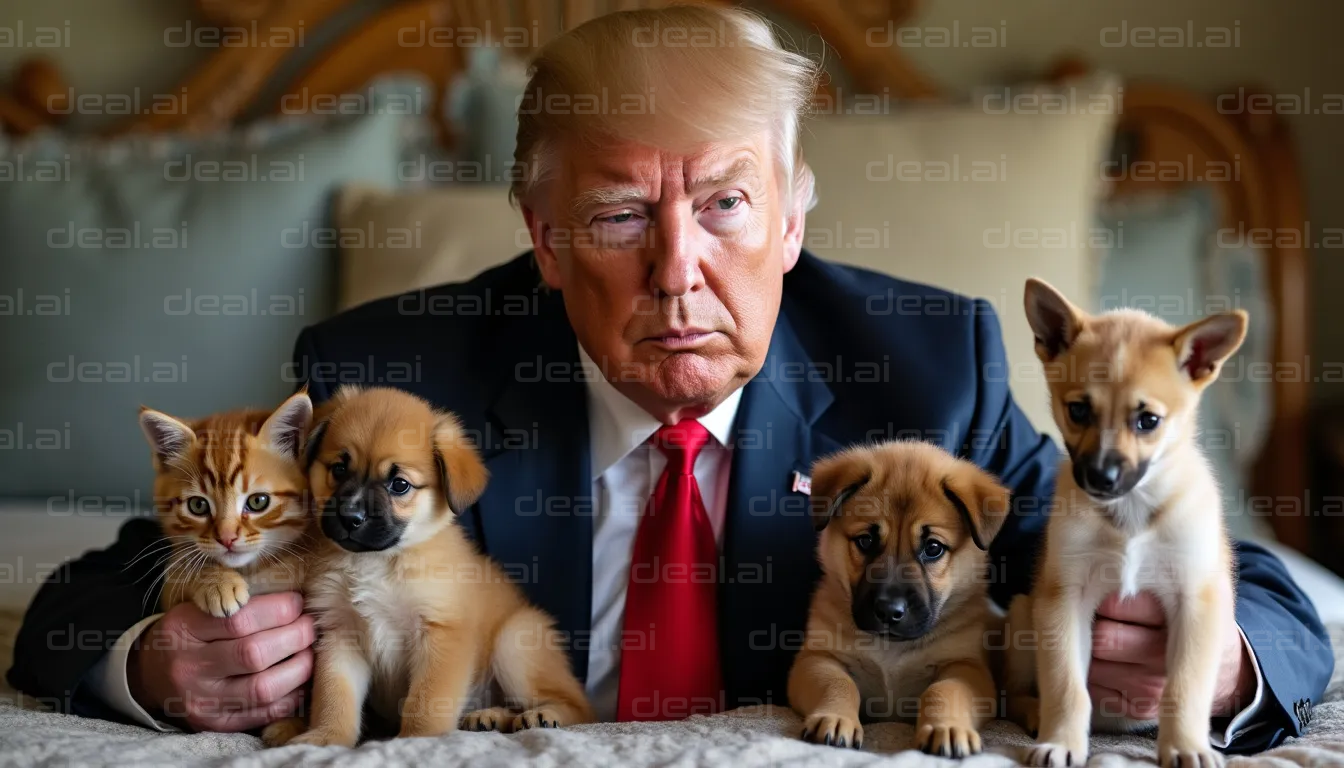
[1026,742,1088,767]
[1157,736,1224,768]
[512,707,565,730]
[192,572,249,617]
[286,728,356,749]
[800,712,864,749]
[917,723,982,758]
[462,707,514,732]
[260,717,307,747]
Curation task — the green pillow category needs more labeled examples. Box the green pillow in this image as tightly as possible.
[0,108,405,503]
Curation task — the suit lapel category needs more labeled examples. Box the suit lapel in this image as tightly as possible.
[720,312,842,707]
[477,291,594,681]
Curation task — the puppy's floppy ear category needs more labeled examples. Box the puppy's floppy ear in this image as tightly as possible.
[432,412,489,513]
[1173,310,1248,387]
[260,390,313,460]
[1024,278,1086,362]
[809,450,872,532]
[139,407,195,467]
[941,464,1011,551]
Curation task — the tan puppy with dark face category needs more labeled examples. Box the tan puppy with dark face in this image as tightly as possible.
[274,386,594,747]
[1012,279,1246,768]
[789,441,1010,756]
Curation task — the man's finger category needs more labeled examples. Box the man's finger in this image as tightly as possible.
[181,592,306,642]
[205,614,316,677]
[1092,618,1167,664]
[210,689,306,732]
[1088,684,1159,721]
[1089,660,1166,706]
[1096,591,1166,628]
[217,647,314,709]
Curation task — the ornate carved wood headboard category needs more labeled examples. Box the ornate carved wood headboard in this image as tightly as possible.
[0,0,1313,550]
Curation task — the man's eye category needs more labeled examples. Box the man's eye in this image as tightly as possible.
[598,212,636,224]
[714,196,741,211]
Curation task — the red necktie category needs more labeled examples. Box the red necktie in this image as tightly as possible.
[616,420,721,721]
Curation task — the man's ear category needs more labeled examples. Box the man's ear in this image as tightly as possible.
[259,390,313,460]
[809,449,871,532]
[432,413,490,513]
[139,407,195,467]
[522,203,563,290]
[1173,310,1249,387]
[1024,278,1087,363]
[781,164,813,272]
[941,466,1011,551]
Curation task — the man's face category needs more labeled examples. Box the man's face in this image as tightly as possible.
[524,134,805,421]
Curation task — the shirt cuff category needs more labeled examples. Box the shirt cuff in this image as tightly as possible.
[84,613,178,732]
[1210,626,1266,749]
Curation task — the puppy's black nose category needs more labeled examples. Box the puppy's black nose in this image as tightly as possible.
[1080,454,1125,494]
[338,498,367,530]
[873,594,907,625]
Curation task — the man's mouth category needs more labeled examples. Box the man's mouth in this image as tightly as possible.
[642,329,717,350]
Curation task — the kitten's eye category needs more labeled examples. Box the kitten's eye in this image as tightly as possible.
[245,493,270,512]
[1067,401,1092,426]
[922,539,947,560]
[852,531,878,554]
[186,496,211,516]
[1135,411,1162,433]
[388,477,411,496]
[330,462,348,481]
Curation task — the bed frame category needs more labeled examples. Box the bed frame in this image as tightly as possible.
[0,0,1312,552]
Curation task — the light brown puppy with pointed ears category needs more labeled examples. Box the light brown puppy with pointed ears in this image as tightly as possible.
[1008,279,1246,768]
[789,441,1010,756]
[271,386,593,747]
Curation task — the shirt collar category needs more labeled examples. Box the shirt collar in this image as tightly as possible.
[579,343,743,480]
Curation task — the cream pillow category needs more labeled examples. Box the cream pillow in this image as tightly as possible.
[336,185,526,311]
[801,76,1120,436]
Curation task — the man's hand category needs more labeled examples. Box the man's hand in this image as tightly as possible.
[127,592,314,732]
[1088,589,1255,721]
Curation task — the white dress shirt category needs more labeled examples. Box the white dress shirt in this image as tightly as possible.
[88,346,1265,737]
[580,345,743,722]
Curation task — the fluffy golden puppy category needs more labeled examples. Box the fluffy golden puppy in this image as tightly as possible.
[269,386,593,747]
[789,441,1010,757]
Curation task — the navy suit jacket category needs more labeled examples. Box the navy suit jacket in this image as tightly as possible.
[9,252,1331,751]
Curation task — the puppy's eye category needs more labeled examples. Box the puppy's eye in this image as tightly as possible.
[852,531,878,554]
[1135,411,1162,433]
[186,496,211,516]
[921,539,947,560]
[1067,401,1092,425]
[330,462,348,481]
[388,477,411,496]
[245,493,270,512]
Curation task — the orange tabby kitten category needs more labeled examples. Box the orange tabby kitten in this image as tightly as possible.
[139,391,314,618]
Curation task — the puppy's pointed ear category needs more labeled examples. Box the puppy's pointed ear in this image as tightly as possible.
[432,413,489,513]
[941,465,1011,551]
[809,450,871,532]
[1025,278,1086,362]
[1173,311,1248,387]
[304,419,328,471]
[139,407,195,467]
[260,390,313,460]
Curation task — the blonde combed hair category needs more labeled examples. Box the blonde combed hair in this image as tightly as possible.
[510,5,821,213]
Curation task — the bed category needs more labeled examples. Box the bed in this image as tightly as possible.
[0,0,1329,765]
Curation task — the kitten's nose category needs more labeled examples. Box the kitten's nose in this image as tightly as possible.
[216,534,238,550]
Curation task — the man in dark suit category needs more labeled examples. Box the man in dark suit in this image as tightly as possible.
[9,4,1329,752]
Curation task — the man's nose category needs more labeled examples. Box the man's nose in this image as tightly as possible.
[649,213,703,297]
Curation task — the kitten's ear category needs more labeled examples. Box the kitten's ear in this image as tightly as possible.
[432,412,489,513]
[260,390,313,460]
[139,407,195,466]
[1025,278,1086,362]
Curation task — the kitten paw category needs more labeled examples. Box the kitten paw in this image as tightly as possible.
[462,707,513,732]
[799,712,864,749]
[1158,737,1225,768]
[1026,742,1088,767]
[261,717,307,747]
[192,572,249,617]
[512,706,566,731]
[918,723,982,757]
